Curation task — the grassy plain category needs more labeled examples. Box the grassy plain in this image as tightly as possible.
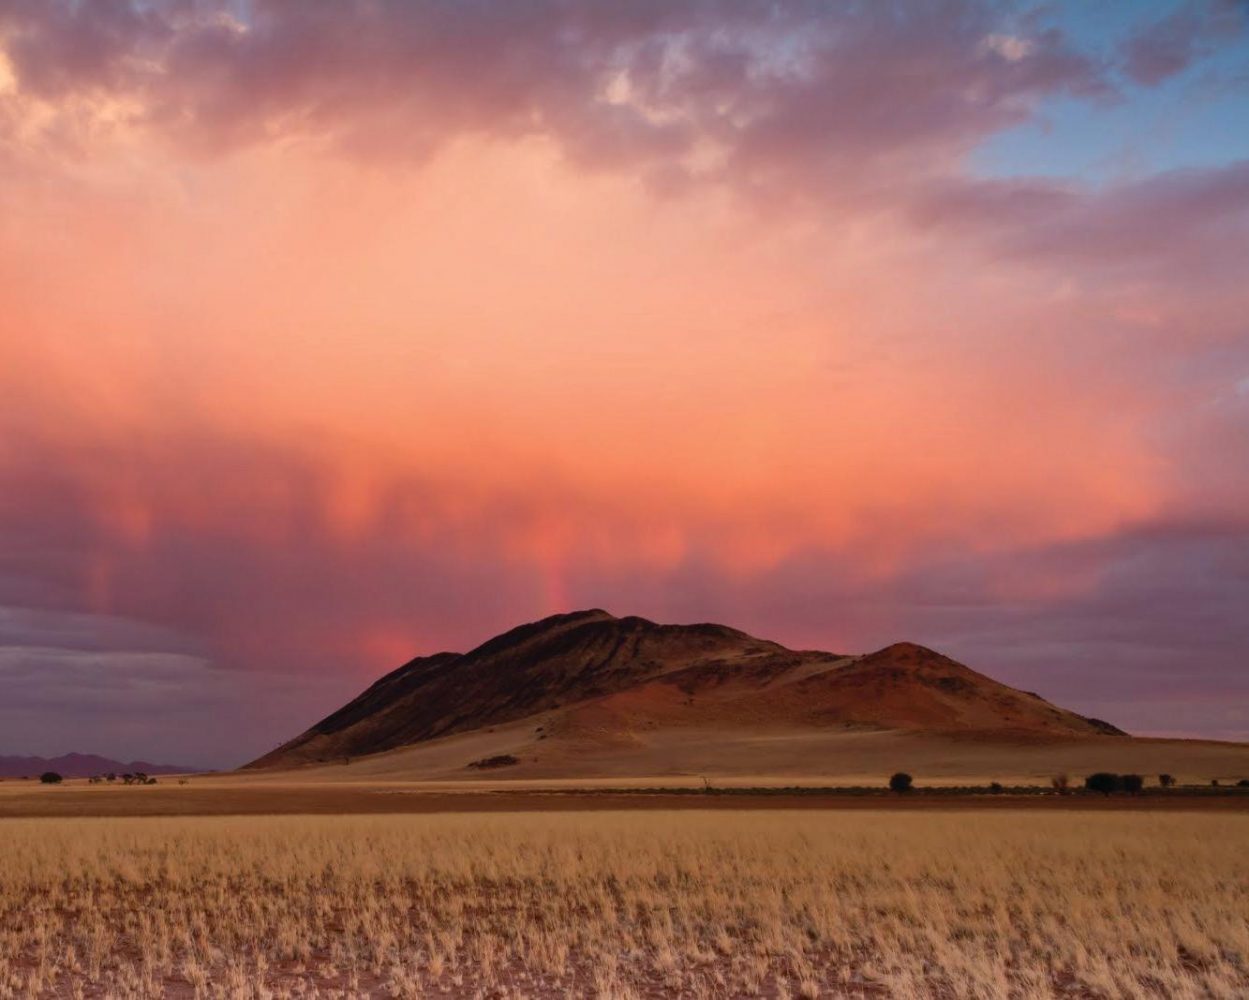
[2,810,1247,998]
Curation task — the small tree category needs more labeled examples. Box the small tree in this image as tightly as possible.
[1051,773,1071,795]
[39,771,63,785]
[1085,772,1121,796]
[1121,774,1144,795]
[1158,773,1175,788]
[989,781,1003,793]
[889,772,913,793]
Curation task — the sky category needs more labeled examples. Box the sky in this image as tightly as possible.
[1,0,1247,767]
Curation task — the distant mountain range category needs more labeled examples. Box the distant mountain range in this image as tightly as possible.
[251,609,1127,775]
[0,752,198,778]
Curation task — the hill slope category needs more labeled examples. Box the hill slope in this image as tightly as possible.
[250,610,1124,772]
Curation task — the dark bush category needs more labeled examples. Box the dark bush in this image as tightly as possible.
[989,782,1003,793]
[468,754,520,770]
[1238,779,1249,788]
[1158,773,1175,788]
[1084,772,1121,796]
[39,771,62,785]
[888,772,913,793]
[1121,774,1144,795]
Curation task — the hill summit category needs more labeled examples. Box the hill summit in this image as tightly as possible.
[250,610,1124,771]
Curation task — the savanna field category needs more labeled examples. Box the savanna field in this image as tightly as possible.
[2,811,1247,999]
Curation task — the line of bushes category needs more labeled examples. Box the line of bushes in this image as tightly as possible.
[550,780,1249,797]
[1084,772,1144,796]
[34,771,159,786]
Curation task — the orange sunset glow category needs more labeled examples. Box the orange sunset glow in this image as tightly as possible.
[2,0,1248,765]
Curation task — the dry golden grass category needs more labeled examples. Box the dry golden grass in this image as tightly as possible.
[1,811,1246,998]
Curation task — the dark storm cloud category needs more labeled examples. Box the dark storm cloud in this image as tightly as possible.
[0,638,357,765]
[0,0,1105,185]
[1121,0,1247,86]
[910,160,1249,284]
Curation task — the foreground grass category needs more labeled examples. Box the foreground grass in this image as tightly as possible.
[1,812,1246,998]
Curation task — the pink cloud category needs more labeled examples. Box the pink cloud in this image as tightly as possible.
[0,2,1246,761]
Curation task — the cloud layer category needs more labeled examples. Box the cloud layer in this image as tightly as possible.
[1,0,1247,764]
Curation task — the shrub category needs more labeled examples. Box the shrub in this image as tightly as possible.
[468,754,520,770]
[1084,772,1121,796]
[1121,774,1144,795]
[888,772,913,793]
[1238,779,1249,788]
[989,782,1003,793]
[1051,773,1071,795]
[39,772,63,785]
[1158,773,1175,788]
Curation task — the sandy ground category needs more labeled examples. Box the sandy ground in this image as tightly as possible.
[240,719,1249,786]
[3,777,1248,818]
[5,724,1247,818]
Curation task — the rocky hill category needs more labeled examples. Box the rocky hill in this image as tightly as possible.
[250,610,1124,770]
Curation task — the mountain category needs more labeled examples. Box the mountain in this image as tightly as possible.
[0,752,197,779]
[250,609,1125,773]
